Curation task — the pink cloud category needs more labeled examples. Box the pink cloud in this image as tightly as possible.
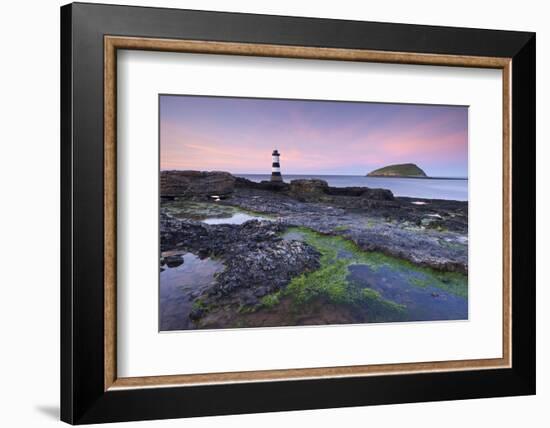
[160,101,467,175]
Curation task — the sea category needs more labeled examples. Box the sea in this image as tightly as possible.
[237,174,468,201]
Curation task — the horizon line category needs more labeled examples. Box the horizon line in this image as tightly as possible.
[160,169,468,179]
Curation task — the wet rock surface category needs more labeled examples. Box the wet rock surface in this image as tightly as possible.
[289,178,330,201]
[162,254,184,268]
[328,186,395,200]
[160,175,468,329]
[160,253,225,330]
[235,176,290,192]
[288,178,394,202]
[161,215,320,316]
[218,184,468,273]
[161,170,236,198]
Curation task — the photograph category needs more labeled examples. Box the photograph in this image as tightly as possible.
[159,95,469,331]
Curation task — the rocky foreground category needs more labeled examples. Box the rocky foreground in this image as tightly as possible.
[160,170,468,328]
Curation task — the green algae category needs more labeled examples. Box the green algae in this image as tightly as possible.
[334,225,350,231]
[279,227,467,309]
[408,271,467,298]
[260,292,281,309]
[279,227,405,311]
[194,225,467,324]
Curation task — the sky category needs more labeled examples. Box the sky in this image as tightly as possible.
[160,95,468,177]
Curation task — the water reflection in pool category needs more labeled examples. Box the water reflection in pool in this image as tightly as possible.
[202,212,270,225]
[160,253,224,331]
[347,264,468,321]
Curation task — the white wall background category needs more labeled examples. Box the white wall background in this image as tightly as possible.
[0,0,545,427]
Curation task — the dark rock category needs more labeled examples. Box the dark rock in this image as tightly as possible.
[253,286,270,297]
[258,180,290,191]
[161,170,235,198]
[208,187,468,273]
[360,188,395,201]
[189,308,204,321]
[242,296,260,306]
[160,217,209,252]
[326,186,393,200]
[420,215,444,229]
[289,179,329,201]
[327,186,368,197]
[163,254,184,268]
[160,216,321,317]
[235,176,290,192]
[215,238,319,301]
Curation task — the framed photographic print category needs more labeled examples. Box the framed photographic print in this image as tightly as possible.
[60,2,536,424]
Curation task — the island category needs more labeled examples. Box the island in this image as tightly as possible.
[367,163,427,178]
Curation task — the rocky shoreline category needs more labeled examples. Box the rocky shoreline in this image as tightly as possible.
[160,170,468,329]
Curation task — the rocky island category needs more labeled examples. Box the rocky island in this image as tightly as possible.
[367,163,428,178]
[159,170,468,331]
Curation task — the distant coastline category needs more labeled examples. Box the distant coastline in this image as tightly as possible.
[236,174,468,201]
[162,171,469,180]
[233,173,468,180]
[158,171,468,199]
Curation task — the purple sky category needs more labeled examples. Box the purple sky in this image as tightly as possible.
[160,95,468,177]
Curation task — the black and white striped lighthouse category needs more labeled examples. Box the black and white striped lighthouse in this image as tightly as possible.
[271,149,283,182]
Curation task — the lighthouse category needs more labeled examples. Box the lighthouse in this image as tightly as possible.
[271,149,283,182]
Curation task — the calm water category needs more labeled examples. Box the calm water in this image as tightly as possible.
[202,212,271,225]
[347,265,467,321]
[238,174,468,201]
[160,252,225,331]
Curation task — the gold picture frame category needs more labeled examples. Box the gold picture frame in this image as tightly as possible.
[103,36,512,391]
